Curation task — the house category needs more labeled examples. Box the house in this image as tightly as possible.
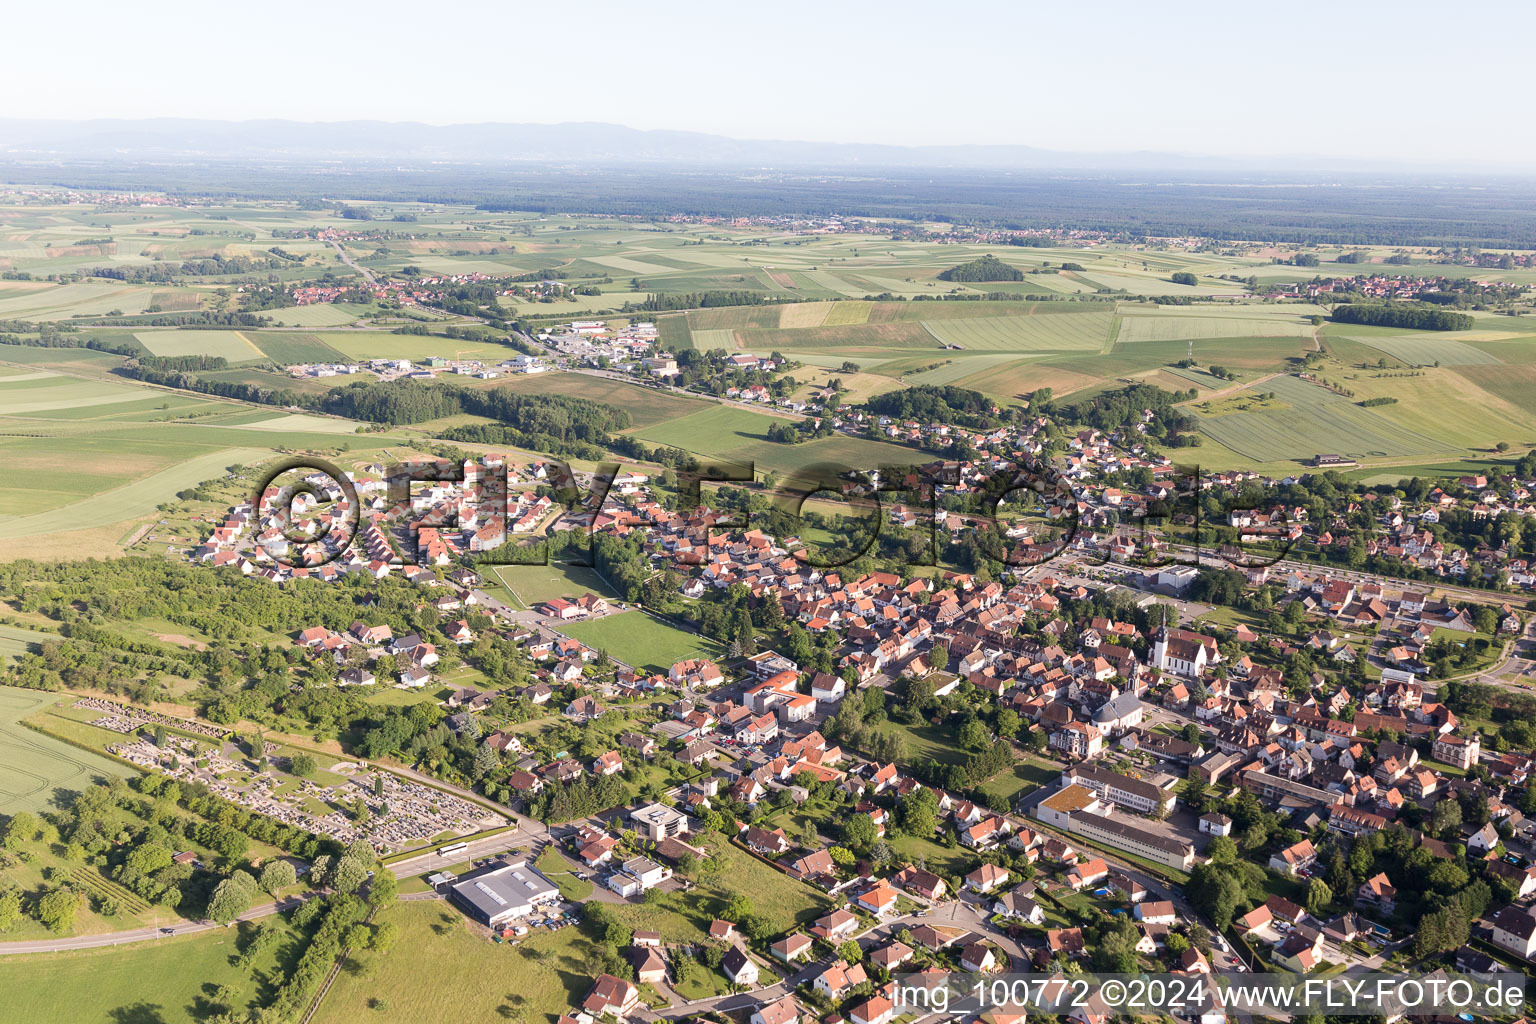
[1198,812,1232,836]
[1066,858,1109,889]
[631,803,689,841]
[709,919,736,941]
[870,940,914,970]
[810,908,858,941]
[591,750,623,776]
[1468,822,1501,855]
[854,883,899,916]
[770,933,814,963]
[743,825,791,855]
[751,996,804,1024]
[723,946,760,986]
[1357,872,1397,914]
[786,848,836,883]
[965,863,1011,894]
[893,865,948,901]
[1268,839,1317,876]
[1134,900,1176,925]
[1492,905,1536,959]
[813,959,869,1000]
[582,974,640,1018]
[627,945,667,984]
[848,994,896,1024]
[993,889,1045,924]
[960,942,999,973]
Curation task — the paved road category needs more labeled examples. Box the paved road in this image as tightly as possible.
[0,894,316,956]
[328,239,377,286]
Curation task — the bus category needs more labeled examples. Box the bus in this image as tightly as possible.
[437,842,468,857]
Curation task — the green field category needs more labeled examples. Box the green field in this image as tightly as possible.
[489,562,619,609]
[624,403,783,451]
[561,611,721,673]
[312,902,596,1024]
[1194,373,1449,464]
[0,687,133,814]
[0,919,298,1023]
[245,331,349,364]
[267,302,375,327]
[1117,313,1315,343]
[134,330,268,362]
[1345,332,1502,366]
[0,445,269,539]
[484,372,710,429]
[921,311,1114,351]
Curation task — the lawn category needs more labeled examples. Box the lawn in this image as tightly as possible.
[561,611,721,673]
[535,845,594,901]
[0,918,301,1024]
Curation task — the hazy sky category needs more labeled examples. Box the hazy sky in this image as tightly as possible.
[7,0,1535,165]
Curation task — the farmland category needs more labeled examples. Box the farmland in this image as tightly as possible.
[0,687,133,814]
[920,311,1114,351]
[0,191,1534,553]
[1193,373,1449,465]
[134,330,267,362]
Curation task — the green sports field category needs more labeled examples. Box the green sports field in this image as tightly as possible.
[561,611,721,673]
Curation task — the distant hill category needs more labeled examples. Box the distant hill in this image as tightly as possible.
[937,254,1025,283]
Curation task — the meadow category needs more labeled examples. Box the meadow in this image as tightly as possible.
[0,919,300,1024]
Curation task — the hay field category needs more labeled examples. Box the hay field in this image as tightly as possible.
[921,312,1114,351]
[1117,314,1315,343]
[134,330,267,361]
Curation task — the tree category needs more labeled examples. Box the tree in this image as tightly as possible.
[1171,271,1199,287]
[958,719,990,751]
[995,708,1021,740]
[206,878,250,924]
[898,787,937,838]
[289,753,317,777]
[1186,862,1243,931]
[368,867,398,907]
[37,888,80,934]
[1430,798,1462,837]
[836,939,863,964]
[259,860,297,894]
[0,888,21,932]
[331,857,369,895]
[842,814,878,854]
[3,811,38,850]
[1306,877,1334,916]
[722,893,754,923]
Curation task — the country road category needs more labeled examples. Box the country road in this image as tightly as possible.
[328,239,377,286]
[0,893,317,956]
